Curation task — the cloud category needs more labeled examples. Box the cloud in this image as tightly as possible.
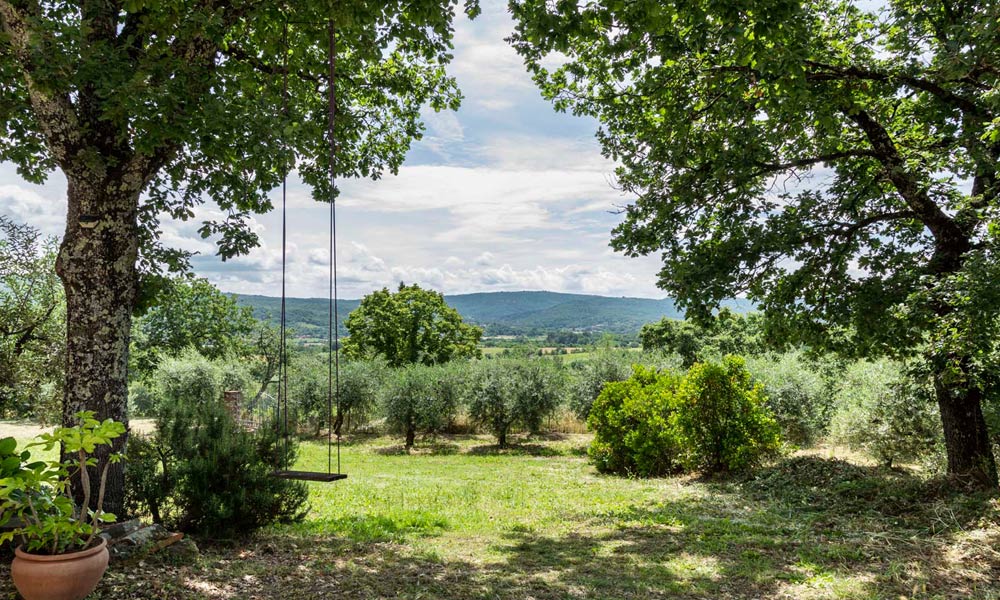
[448,4,534,101]
[0,175,67,237]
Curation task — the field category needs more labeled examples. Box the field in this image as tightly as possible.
[1,430,998,600]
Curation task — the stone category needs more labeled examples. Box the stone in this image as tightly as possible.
[106,523,193,563]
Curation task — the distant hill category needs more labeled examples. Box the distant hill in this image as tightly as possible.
[235,290,752,337]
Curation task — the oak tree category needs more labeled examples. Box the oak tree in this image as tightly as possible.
[511,0,1000,485]
[344,282,482,367]
[1,0,476,512]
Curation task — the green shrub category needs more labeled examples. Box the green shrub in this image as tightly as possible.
[829,359,941,467]
[744,351,835,445]
[123,432,173,524]
[150,349,255,414]
[154,350,225,405]
[152,395,308,537]
[587,365,682,476]
[383,363,462,448]
[467,359,564,447]
[128,353,308,537]
[673,356,783,472]
[587,357,782,476]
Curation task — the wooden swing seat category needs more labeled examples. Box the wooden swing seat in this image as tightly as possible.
[272,470,348,482]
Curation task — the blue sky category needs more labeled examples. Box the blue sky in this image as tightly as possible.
[0,2,666,300]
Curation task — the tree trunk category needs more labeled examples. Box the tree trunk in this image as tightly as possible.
[498,429,507,449]
[935,373,997,488]
[55,179,140,517]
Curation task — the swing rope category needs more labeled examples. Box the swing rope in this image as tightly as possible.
[273,17,345,483]
[327,19,342,477]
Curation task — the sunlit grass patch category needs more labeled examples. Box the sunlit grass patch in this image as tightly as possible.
[0,432,997,599]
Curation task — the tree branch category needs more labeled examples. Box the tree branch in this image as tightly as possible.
[845,108,960,236]
[753,150,880,174]
[0,0,85,174]
[806,61,989,120]
[846,106,972,273]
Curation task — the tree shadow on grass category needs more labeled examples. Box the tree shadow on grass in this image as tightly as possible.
[281,511,450,544]
[481,455,1000,599]
[18,456,997,600]
[374,441,462,456]
[465,443,565,457]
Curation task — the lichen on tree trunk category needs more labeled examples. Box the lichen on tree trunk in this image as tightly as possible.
[55,178,140,516]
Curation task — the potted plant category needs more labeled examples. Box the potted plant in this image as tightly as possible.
[0,411,125,600]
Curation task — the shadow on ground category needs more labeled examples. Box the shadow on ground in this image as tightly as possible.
[2,456,996,600]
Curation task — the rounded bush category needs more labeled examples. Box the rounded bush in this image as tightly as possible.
[672,356,783,472]
[587,365,682,476]
[587,357,783,476]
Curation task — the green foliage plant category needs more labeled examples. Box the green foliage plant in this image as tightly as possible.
[150,349,254,416]
[744,351,835,446]
[587,357,782,476]
[673,357,783,473]
[829,360,941,468]
[131,277,257,378]
[567,350,634,420]
[382,364,462,449]
[467,359,564,447]
[587,366,682,477]
[122,433,172,526]
[640,310,766,367]
[0,412,125,554]
[149,395,308,537]
[128,354,307,536]
[335,359,388,434]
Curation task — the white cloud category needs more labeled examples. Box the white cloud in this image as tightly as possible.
[449,4,533,101]
[0,177,67,237]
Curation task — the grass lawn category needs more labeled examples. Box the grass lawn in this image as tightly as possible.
[1,432,999,599]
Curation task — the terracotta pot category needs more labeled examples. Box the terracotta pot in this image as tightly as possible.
[11,537,109,600]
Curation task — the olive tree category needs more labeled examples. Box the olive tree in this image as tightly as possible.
[382,363,462,449]
[467,358,563,447]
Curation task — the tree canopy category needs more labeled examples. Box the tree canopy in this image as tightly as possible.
[511,0,1000,485]
[136,278,255,358]
[641,310,765,367]
[1,0,477,273]
[344,283,482,367]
